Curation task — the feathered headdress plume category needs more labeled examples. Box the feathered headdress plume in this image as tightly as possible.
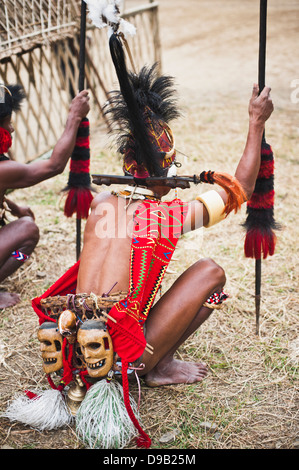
[83,0,136,38]
[106,36,180,178]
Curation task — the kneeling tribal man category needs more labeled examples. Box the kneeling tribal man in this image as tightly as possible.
[77,37,273,388]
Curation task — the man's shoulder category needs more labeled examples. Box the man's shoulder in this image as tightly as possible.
[0,158,18,178]
[90,190,116,207]
[0,158,22,169]
[0,158,21,178]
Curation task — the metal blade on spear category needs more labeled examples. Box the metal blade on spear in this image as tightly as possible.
[243,0,278,335]
[63,0,93,261]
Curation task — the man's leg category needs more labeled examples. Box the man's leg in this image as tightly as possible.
[0,217,39,308]
[139,258,226,386]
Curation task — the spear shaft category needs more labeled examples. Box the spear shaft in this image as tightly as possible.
[255,0,268,335]
[76,0,87,261]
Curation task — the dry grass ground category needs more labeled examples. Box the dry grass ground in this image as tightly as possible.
[0,0,298,450]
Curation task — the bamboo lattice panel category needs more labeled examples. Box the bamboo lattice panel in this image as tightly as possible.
[0,0,79,59]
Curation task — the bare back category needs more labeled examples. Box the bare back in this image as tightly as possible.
[77,192,139,296]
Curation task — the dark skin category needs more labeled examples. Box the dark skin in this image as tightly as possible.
[0,90,90,308]
[77,85,273,386]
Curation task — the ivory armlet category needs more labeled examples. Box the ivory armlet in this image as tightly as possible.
[196,190,226,227]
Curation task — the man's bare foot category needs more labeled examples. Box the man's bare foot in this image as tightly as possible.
[0,291,21,309]
[144,358,208,387]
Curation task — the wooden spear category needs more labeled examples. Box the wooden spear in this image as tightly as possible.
[76,0,87,261]
[244,0,278,335]
[255,0,267,335]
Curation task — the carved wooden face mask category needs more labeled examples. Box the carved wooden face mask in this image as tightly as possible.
[77,320,114,378]
[37,322,63,374]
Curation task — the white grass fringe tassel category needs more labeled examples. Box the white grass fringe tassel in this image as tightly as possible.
[3,389,73,431]
[76,379,139,449]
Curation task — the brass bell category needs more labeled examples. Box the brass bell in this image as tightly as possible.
[66,374,87,416]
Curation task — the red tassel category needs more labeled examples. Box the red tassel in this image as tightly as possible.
[244,228,276,260]
[64,187,93,219]
[122,361,151,448]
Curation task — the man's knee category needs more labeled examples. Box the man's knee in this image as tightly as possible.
[197,258,226,287]
[19,217,40,246]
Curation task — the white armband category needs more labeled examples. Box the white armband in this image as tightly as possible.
[196,190,226,227]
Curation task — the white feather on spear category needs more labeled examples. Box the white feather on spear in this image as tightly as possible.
[83,0,136,38]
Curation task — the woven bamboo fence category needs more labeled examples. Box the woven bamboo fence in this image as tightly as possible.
[0,0,161,162]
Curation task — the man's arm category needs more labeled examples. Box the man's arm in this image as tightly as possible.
[222,84,274,201]
[0,90,90,190]
[184,84,274,232]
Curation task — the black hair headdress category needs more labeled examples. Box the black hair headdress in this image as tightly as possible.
[0,85,26,120]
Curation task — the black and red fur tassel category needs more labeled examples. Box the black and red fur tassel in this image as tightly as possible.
[64,117,93,219]
[243,139,278,259]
